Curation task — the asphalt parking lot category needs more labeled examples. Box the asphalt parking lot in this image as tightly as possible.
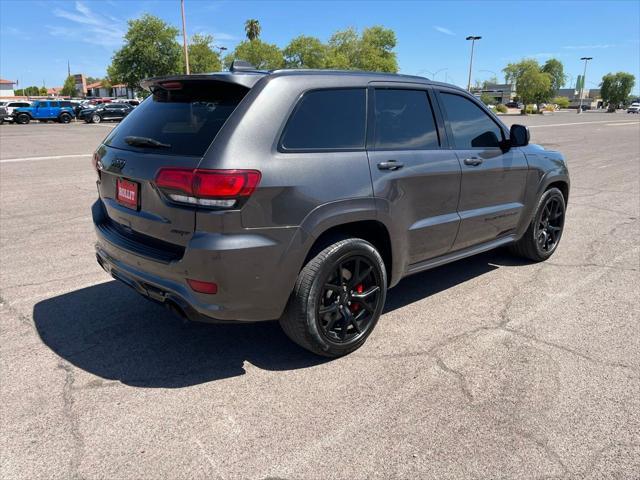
[1,112,639,480]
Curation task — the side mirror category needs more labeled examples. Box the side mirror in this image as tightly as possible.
[510,124,530,147]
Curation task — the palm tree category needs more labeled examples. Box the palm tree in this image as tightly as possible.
[244,19,261,41]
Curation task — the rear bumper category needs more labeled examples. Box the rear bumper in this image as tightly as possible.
[92,199,301,322]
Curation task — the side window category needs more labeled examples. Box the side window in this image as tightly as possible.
[38,102,49,108]
[374,89,439,149]
[50,102,60,108]
[440,92,503,149]
[281,88,366,151]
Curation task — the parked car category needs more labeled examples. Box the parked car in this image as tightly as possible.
[506,101,523,109]
[627,102,640,113]
[92,63,570,357]
[0,105,8,123]
[13,100,75,124]
[120,99,141,106]
[0,100,31,123]
[79,103,134,123]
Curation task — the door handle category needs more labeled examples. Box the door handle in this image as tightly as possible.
[377,160,404,171]
[464,157,483,166]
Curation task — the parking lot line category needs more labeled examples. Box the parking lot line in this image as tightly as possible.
[605,122,639,126]
[528,119,640,128]
[0,153,91,164]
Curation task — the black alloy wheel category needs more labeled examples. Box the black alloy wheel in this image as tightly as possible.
[280,238,387,357]
[317,255,382,344]
[510,187,566,261]
[535,195,564,253]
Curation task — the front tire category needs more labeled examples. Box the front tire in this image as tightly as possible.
[16,114,30,124]
[280,238,387,357]
[510,187,566,261]
[59,113,72,124]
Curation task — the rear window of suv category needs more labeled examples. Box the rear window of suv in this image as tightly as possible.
[104,80,249,157]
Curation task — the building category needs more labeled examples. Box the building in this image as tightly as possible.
[47,87,63,96]
[555,88,602,109]
[471,83,516,104]
[0,78,16,97]
[86,81,135,99]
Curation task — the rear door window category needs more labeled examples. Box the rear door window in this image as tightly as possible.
[280,88,366,151]
[104,80,250,157]
[373,89,439,150]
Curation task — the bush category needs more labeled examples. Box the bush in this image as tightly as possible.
[495,103,508,113]
[552,96,570,108]
[544,104,556,112]
[480,92,495,106]
[522,105,537,114]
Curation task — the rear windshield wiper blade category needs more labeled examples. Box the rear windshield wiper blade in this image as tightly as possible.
[124,136,171,149]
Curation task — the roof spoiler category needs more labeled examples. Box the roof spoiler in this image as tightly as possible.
[230,60,257,72]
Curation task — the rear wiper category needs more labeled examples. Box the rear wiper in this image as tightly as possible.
[124,136,171,149]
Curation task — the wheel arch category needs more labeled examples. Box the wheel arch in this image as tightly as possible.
[303,219,394,286]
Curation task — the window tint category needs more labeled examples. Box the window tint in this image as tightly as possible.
[281,89,366,150]
[104,80,249,157]
[440,93,503,148]
[38,102,49,108]
[60,101,71,107]
[50,102,60,108]
[374,89,439,149]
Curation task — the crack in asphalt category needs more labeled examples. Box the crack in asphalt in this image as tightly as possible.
[58,361,85,480]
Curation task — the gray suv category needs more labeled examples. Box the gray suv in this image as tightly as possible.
[92,62,569,357]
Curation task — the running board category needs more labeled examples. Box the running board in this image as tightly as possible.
[405,235,516,276]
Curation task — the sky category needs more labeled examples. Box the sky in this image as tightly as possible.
[1,0,639,94]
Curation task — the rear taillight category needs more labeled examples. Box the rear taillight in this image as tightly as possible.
[155,168,261,208]
[92,152,101,178]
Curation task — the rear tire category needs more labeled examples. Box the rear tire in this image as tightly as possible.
[280,238,387,357]
[510,187,566,261]
[91,114,101,124]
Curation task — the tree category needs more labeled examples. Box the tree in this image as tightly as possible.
[225,39,283,70]
[60,75,77,96]
[244,19,261,41]
[17,86,42,96]
[601,72,636,111]
[284,35,327,68]
[107,14,183,92]
[325,26,398,72]
[503,59,553,112]
[541,58,566,93]
[189,34,222,73]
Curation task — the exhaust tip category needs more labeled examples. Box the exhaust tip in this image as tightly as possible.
[165,300,189,323]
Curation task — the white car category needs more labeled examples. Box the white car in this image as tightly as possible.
[627,103,640,113]
[0,100,31,123]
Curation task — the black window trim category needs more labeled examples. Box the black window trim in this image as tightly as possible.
[278,87,368,154]
[369,85,443,152]
[435,88,509,150]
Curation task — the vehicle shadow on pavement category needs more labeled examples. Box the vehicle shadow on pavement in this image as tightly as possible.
[33,281,328,388]
[33,249,528,388]
[384,248,530,313]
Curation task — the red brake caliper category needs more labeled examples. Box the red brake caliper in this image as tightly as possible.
[351,284,364,312]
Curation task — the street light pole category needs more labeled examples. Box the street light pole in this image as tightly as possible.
[466,35,481,91]
[181,0,190,74]
[577,56,592,114]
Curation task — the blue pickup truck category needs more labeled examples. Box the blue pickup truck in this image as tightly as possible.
[13,100,75,124]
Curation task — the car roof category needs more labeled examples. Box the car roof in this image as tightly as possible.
[142,69,467,93]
